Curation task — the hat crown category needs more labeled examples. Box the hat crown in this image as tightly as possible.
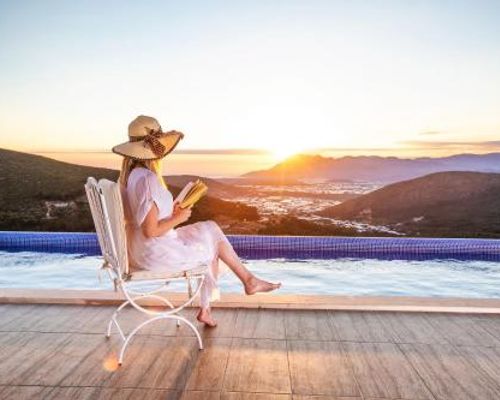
[128,115,161,138]
[112,114,183,160]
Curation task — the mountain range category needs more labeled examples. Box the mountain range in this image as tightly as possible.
[2,147,500,237]
[320,171,500,237]
[244,153,500,183]
[0,148,257,232]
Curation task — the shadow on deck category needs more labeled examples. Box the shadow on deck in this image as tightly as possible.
[1,304,500,399]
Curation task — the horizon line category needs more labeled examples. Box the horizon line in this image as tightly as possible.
[13,139,500,155]
[5,146,500,159]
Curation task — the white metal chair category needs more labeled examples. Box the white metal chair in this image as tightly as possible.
[84,177,207,366]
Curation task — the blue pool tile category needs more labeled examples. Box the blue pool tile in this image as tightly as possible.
[0,231,499,261]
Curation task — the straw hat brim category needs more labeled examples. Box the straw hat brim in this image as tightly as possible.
[112,131,184,160]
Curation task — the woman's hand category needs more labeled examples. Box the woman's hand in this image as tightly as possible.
[172,201,192,224]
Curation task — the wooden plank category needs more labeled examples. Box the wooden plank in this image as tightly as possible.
[1,303,106,333]
[223,338,291,393]
[455,345,500,390]
[0,304,37,330]
[0,331,38,361]
[472,314,500,342]
[400,343,500,400]
[42,387,179,400]
[426,313,500,347]
[329,311,397,343]
[13,333,104,386]
[284,310,338,341]
[196,308,238,339]
[287,340,359,397]
[233,309,286,339]
[0,332,70,385]
[58,335,128,388]
[62,334,202,389]
[105,336,200,390]
[292,396,361,400]
[3,288,500,313]
[222,393,291,399]
[343,342,433,399]
[0,385,52,400]
[59,333,208,390]
[181,391,221,400]
[375,311,450,345]
[68,304,115,334]
[185,338,232,391]
[0,304,53,331]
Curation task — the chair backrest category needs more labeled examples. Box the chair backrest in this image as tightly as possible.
[84,177,129,277]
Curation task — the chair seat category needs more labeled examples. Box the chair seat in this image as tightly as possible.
[127,265,208,281]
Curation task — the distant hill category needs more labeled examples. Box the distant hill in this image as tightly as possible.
[244,153,500,183]
[320,171,500,238]
[0,148,257,231]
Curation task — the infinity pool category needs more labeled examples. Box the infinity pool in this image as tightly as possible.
[1,251,500,298]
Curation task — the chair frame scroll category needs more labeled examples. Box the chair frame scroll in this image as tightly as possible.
[84,177,207,366]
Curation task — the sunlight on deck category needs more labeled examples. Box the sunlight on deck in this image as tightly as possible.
[1,303,500,399]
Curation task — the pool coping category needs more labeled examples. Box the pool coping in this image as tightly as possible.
[2,288,500,314]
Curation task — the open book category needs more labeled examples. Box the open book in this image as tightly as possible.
[174,179,208,208]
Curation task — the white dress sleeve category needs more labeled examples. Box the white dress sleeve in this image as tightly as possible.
[133,172,162,227]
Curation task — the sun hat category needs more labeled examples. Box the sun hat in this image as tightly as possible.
[112,115,184,160]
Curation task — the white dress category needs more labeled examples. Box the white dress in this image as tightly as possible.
[124,167,230,307]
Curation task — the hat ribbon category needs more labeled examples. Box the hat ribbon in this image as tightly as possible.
[142,128,166,157]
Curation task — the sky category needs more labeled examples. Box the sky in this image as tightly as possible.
[0,0,499,160]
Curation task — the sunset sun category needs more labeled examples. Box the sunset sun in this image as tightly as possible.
[271,144,303,161]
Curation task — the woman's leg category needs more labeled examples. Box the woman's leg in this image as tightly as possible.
[216,239,252,282]
[196,274,218,327]
[196,220,280,327]
[196,239,244,327]
[216,239,281,295]
[198,249,222,327]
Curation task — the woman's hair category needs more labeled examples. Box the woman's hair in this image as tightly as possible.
[119,157,167,189]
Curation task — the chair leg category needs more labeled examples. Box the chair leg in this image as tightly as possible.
[106,299,131,339]
[118,314,203,366]
[107,292,182,338]
[114,275,207,366]
[136,293,182,327]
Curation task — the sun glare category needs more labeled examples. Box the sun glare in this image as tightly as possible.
[271,145,302,161]
[103,355,119,372]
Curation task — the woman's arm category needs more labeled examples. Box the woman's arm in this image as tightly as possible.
[141,201,191,238]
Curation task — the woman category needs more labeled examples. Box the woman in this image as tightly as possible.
[112,115,281,327]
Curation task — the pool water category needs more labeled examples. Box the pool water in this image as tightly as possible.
[1,251,500,298]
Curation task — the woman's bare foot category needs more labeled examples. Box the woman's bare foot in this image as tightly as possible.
[244,276,281,295]
[196,308,217,327]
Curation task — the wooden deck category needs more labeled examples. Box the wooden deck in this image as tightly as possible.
[1,304,500,399]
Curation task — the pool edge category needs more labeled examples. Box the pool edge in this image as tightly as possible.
[1,289,500,314]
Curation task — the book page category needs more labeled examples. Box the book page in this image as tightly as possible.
[174,181,194,204]
[181,182,208,208]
